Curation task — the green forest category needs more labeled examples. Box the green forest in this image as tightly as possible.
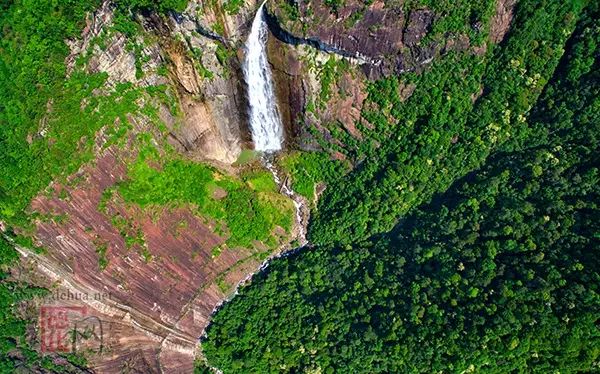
[309,0,588,245]
[0,0,598,372]
[201,0,599,372]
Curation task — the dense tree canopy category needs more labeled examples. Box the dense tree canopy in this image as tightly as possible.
[1,0,598,372]
[202,2,600,372]
[308,0,588,246]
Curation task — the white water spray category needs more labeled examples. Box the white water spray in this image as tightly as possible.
[244,2,283,152]
[199,6,308,349]
[243,3,308,245]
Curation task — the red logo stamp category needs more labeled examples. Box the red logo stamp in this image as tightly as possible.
[40,306,104,353]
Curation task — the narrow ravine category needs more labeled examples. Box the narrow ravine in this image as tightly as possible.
[200,8,311,363]
[244,1,308,245]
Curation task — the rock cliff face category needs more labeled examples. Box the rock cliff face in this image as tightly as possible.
[64,0,519,164]
[27,1,279,372]
[266,0,438,79]
[29,141,270,372]
[65,0,473,162]
[263,0,431,154]
[160,2,253,164]
[15,1,521,372]
[66,0,258,165]
[263,0,518,156]
[267,37,369,153]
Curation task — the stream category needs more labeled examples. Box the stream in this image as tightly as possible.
[244,2,307,245]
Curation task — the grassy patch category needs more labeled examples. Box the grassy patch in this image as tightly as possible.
[96,243,108,270]
[117,149,294,248]
[243,170,278,193]
[280,151,348,202]
[233,149,260,166]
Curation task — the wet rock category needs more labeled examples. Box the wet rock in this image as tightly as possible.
[403,9,434,46]
[266,0,440,79]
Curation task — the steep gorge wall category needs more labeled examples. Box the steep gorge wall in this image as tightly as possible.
[67,0,265,165]
[263,0,432,154]
[18,2,267,372]
[263,0,517,157]
[7,0,524,372]
[65,0,517,163]
[69,1,438,159]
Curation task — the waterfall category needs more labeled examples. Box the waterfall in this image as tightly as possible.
[244,2,283,152]
[243,3,308,246]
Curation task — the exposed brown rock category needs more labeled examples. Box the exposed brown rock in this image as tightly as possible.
[66,0,246,165]
[66,1,167,88]
[164,92,240,164]
[490,0,517,44]
[472,41,488,56]
[472,84,485,103]
[65,1,114,75]
[267,33,368,152]
[398,83,417,102]
[169,49,201,94]
[404,9,435,46]
[26,142,283,372]
[267,35,308,147]
[164,14,248,163]
[272,0,405,61]
[325,71,367,140]
[267,0,445,79]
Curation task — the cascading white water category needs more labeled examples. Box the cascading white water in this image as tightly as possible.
[264,159,308,245]
[244,2,283,152]
[244,3,308,245]
[200,5,309,345]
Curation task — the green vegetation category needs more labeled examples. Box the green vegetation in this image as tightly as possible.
[404,0,495,45]
[222,0,244,15]
[205,126,600,371]
[114,0,188,14]
[0,0,190,227]
[96,243,109,270]
[309,0,586,245]
[0,0,294,370]
[202,1,599,372]
[111,214,147,251]
[279,1,300,22]
[317,55,350,105]
[194,359,213,374]
[280,152,348,202]
[0,0,96,225]
[189,46,216,80]
[211,22,226,36]
[0,70,143,228]
[215,274,230,293]
[324,0,345,13]
[0,0,179,228]
[3,0,598,372]
[242,170,278,193]
[215,43,236,79]
[117,151,294,248]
